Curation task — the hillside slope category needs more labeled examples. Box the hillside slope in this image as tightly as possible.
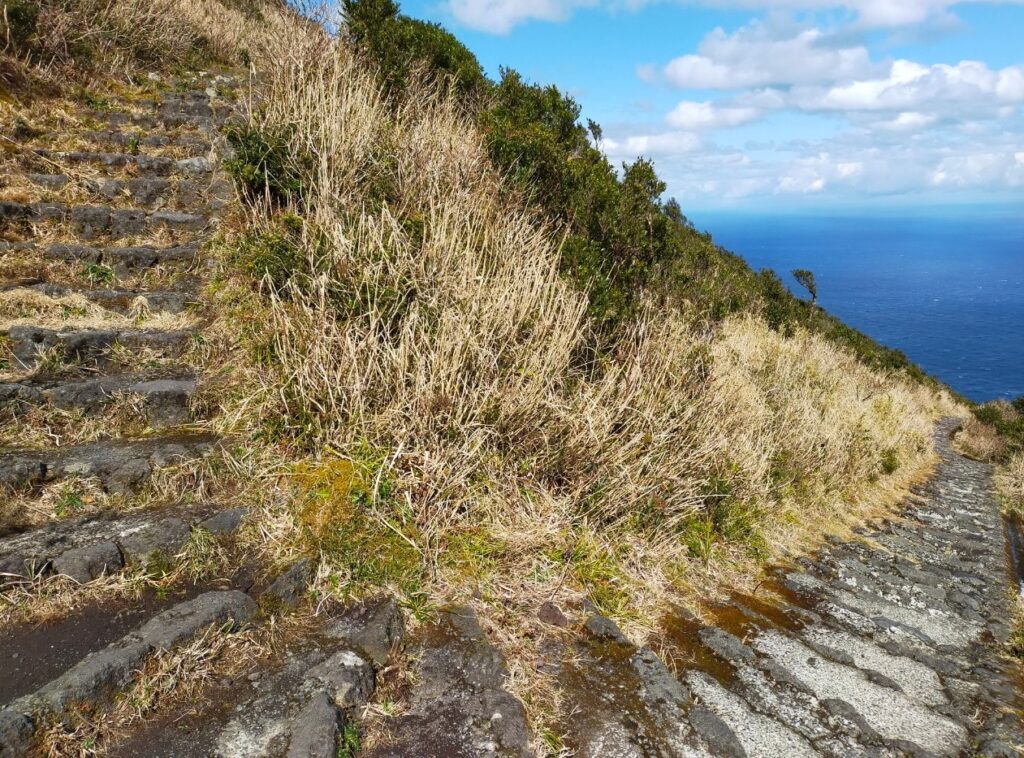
[1,2,1009,756]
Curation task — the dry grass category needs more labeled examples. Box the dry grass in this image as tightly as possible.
[0,391,152,448]
[0,476,114,534]
[998,452,1024,517]
[3,0,305,86]
[0,287,197,329]
[0,169,208,209]
[212,37,960,647]
[955,414,1007,461]
[0,524,234,627]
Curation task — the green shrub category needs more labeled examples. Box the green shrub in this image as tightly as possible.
[348,0,942,386]
[881,448,900,475]
[225,123,304,205]
[2,0,39,51]
[973,398,1024,457]
[343,0,487,99]
[232,214,307,294]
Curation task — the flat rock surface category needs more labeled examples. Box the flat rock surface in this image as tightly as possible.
[536,419,1024,756]
[363,606,532,758]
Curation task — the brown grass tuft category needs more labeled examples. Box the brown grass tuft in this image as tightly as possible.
[212,39,960,644]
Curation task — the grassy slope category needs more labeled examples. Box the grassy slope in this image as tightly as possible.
[217,5,959,616]
[1,0,969,738]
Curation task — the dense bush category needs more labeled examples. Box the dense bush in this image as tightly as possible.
[975,399,1024,456]
[1,1,40,52]
[343,0,487,98]
[225,123,305,205]
[342,0,937,384]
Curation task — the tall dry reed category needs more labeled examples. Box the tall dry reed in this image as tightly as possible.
[229,40,959,615]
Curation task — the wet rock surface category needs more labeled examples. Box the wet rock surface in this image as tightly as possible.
[363,606,532,758]
[545,419,1022,757]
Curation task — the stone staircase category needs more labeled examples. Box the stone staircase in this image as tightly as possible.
[0,67,1019,757]
[0,71,264,756]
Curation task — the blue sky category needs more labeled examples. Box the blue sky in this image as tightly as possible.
[389,0,1024,212]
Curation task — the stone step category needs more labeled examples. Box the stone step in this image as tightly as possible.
[686,671,818,758]
[2,324,195,372]
[628,417,1024,757]
[664,609,927,756]
[0,590,256,755]
[362,606,532,758]
[97,94,237,132]
[78,129,209,153]
[0,369,197,426]
[18,171,232,212]
[0,432,217,497]
[0,505,246,586]
[0,240,199,274]
[750,629,967,755]
[0,282,195,315]
[0,200,210,241]
[547,612,714,757]
[104,597,402,758]
[23,150,215,178]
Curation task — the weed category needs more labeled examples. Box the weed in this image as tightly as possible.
[560,531,632,619]
[337,721,361,757]
[294,457,424,598]
[75,88,111,112]
[53,488,85,518]
[1,0,39,51]
[83,262,115,286]
[441,526,507,583]
[224,124,304,205]
[231,214,307,295]
[881,447,900,475]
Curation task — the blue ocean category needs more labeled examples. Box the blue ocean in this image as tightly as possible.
[693,210,1024,403]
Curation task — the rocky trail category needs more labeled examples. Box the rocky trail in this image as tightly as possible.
[0,71,1019,757]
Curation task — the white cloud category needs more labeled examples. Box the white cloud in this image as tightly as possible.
[444,0,1024,34]
[666,101,762,129]
[601,130,702,157]
[837,160,863,177]
[661,22,874,89]
[874,111,938,131]
[439,0,1024,204]
[804,60,1024,113]
[446,0,594,33]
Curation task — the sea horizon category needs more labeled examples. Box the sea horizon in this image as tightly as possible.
[693,209,1024,404]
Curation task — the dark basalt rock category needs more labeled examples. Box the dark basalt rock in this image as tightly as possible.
[198,507,247,536]
[583,613,629,643]
[537,600,568,627]
[286,691,340,758]
[0,591,256,755]
[50,541,123,583]
[362,606,531,758]
[0,434,216,495]
[326,596,405,667]
[263,558,313,607]
[306,650,375,709]
[119,517,191,567]
[688,705,746,757]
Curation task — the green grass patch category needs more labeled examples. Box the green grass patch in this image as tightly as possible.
[224,124,305,206]
[293,451,424,599]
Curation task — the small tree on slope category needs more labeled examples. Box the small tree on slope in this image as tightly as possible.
[792,268,818,305]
